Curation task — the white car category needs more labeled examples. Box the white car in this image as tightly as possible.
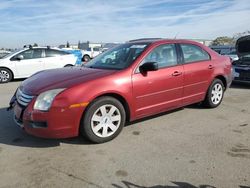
[82,47,102,62]
[0,47,77,83]
[0,50,11,59]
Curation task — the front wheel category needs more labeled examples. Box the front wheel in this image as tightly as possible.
[0,68,12,83]
[80,96,126,143]
[203,79,225,108]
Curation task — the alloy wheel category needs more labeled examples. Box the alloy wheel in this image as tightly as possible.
[211,83,223,105]
[0,70,10,82]
[91,104,121,138]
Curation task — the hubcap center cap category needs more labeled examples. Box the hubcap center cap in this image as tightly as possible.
[103,116,110,124]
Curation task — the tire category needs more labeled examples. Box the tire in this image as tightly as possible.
[203,79,225,108]
[82,55,90,62]
[0,68,12,83]
[80,96,126,143]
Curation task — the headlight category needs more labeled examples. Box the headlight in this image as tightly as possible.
[34,89,65,111]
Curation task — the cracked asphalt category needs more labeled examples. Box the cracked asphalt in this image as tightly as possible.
[0,80,250,188]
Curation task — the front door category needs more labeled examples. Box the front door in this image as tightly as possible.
[132,43,183,118]
[12,49,44,78]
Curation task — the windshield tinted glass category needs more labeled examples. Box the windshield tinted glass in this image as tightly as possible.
[85,43,149,70]
[2,50,19,59]
[242,54,250,59]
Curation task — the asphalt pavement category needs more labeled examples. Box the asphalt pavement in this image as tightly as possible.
[0,80,250,188]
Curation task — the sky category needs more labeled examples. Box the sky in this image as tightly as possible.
[0,0,250,48]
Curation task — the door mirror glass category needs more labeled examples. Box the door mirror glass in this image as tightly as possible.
[16,55,24,61]
[139,62,158,72]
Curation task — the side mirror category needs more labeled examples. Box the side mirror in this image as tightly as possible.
[139,62,158,73]
[16,55,24,61]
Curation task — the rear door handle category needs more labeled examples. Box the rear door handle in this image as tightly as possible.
[172,71,182,76]
[208,65,214,69]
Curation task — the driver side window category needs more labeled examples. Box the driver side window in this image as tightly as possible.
[11,49,42,61]
[141,44,178,69]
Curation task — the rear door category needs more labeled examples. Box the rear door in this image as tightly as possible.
[132,43,184,118]
[178,43,214,105]
[44,49,73,69]
[11,49,44,78]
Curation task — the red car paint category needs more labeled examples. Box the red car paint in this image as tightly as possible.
[12,39,232,138]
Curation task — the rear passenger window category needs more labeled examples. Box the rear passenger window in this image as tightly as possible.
[93,47,100,52]
[180,44,210,63]
[45,49,69,57]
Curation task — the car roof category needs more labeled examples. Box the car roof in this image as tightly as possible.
[23,47,60,50]
[128,38,203,45]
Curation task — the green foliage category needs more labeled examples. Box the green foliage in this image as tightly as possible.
[78,40,81,49]
[233,30,250,40]
[211,36,234,46]
[66,41,70,48]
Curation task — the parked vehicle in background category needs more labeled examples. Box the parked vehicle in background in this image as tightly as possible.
[61,48,82,66]
[0,50,11,59]
[226,50,239,61]
[210,45,239,61]
[0,47,77,83]
[232,35,250,83]
[10,39,232,143]
[210,45,235,54]
[82,46,102,62]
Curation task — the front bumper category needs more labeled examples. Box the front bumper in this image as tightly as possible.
[12,99,84,139]
[233,66,250,83]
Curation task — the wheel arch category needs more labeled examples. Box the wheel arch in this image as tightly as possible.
[214,75,227,90]
[92,93,131,122]
[64,64,73,67]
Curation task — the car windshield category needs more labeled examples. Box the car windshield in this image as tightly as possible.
[241,54,250,61]
[2,49,20,59]
[85,43,149,70]
[242,54,250,58]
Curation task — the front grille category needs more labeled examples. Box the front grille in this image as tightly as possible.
[16,88,34,107]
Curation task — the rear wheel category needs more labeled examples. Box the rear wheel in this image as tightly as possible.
[82,55,90,62]
[80,96,126,143]
[0,68,12,83]
[203,79,224,108]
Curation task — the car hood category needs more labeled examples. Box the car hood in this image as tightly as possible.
[236,35,250,57]
[20,67,117,95]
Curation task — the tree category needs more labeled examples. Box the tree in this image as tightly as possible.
[33,43,38,47]
[211,36,234,46]
[233,30,250,40]
[66,41,70,48]
[78,40,81,49]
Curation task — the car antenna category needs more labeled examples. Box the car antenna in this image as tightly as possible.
[174,32,179,39]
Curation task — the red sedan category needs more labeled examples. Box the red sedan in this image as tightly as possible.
[10,39,232,143]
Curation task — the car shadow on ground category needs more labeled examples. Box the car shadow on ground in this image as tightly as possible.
[127,107,185,126]
[12,78,26,82]
[0,106,186,148]
[0,107,93,148]
[112,180,250,188]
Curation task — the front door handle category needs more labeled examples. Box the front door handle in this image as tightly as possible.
[172,71,182,76]
[208,65,214,69]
